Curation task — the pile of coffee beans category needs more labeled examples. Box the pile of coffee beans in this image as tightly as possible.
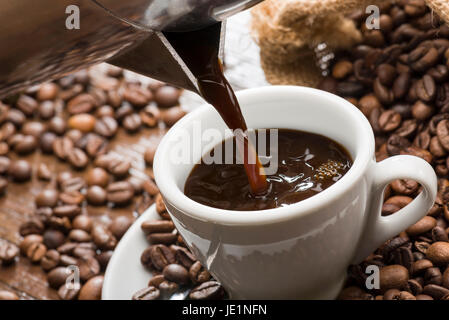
[0,65,186,300]
[319,0,449,300]
[132,196,225,300]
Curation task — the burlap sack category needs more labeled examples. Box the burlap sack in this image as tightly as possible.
[251,0,449,87]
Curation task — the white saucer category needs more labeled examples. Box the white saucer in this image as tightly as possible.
[102,204,158,300]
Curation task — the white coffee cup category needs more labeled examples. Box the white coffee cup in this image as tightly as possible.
[154,86,437,299]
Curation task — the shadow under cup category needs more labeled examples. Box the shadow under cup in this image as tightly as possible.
[154,86,376,299]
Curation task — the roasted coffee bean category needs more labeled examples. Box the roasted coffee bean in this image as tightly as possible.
[142,179,159,196]
[409,46,439,72]
[172,246,196,269]
[68,229,92,243]
[96,105,115,118]
[97,251,113,271]
[53,205,81,218]
[123,86,153,107]
[415,241,431,255]
[59,254,78,267]
[432,226,449,242]
[40,249,60,271]
[35,189,59,208]
[162,264,189,285]
[86,186,107,206]
[109,216,133,239]
[358,94,381,117]
[106,181,134,205]
[107,158,130,178]
[379,265,409,293]
[78,256,100,281]
[56,242,77,255]
[38,101,56,119]
[147,232,177,245]
[68,113,96,133]
[37,82,59,101]
[374,78,394,104]
[53,137,74,160]
[411,100,433,120]
[67,147,88,169]
[386,134,410,156]
[425,267,443,285]
[36,163,52,180]
[430,136,447,157]
[60,176,85,192]
[73,244,96,260]
[426,242,449,265]
[123,113,142,132]
[400,145,433,163]
[406,216,437,236]
[22,121,46,138]
[332,61,353,79]
[154,86,180,108]
[19,219,44,236]
[423,284,449,299]
[141,220,174,235]
[47,267,69,289]
[140,104,160,127]
[391,179,419,195]
[115,102,134,121]
[132,286,160,300]
[8,159,31,182]
[84,134,108,157]
[161,106,186,127]
[140,247,153,269]
[379,110,401,132]
[65,128,83,144]
[149,244,175,271]
[78,275,104,300]
[377,64,397,86]
[43,230,65,249]
[148,274,165,288]
[436,120,449,151]
[91,225,117,250]
[416,75,436,102]
[0,240,19,264]
[94,116,117,138]
[59,190,84,205]
[26,242,47,263]
[16,95,38,116]
[407,279,423,296]
[6,109,25,127]
[393,73,411,99]
[72,215,93,232]
[67,93,96,114]
[40,131,57,153]
[155,193,167,215]
[19,234,43,254]
[86,167,109,187]
[12,134,37,154]
[189,281,224,300]
[48,116,66,135]
[189,261,211,285]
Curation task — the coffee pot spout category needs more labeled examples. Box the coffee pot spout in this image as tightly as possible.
[108,23,226,94]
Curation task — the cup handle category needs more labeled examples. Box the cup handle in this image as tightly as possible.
[352,155,437,263]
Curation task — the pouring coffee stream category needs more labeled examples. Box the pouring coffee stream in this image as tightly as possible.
[165,24,268,195]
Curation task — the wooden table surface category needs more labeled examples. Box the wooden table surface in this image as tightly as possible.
[0,12,268,300]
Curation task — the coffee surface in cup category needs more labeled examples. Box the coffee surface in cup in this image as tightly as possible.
[185,129,352,211]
